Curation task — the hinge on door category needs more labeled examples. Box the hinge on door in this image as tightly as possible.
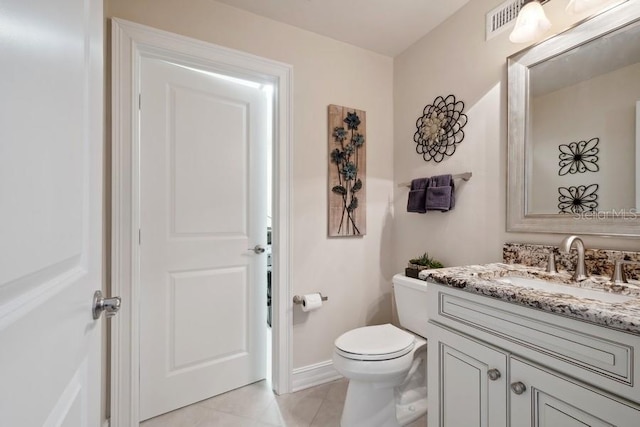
[138,93,142,110]
[138,229,141,245]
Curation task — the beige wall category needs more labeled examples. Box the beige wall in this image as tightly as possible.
[393,0,640,273]
[106,0,395,369]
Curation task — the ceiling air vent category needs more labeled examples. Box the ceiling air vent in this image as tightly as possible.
[486,0,522,40]
[486,0,550,40]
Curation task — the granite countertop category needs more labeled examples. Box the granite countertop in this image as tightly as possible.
[418,263,640,335]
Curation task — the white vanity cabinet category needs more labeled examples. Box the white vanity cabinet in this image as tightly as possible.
[426,284,640,427]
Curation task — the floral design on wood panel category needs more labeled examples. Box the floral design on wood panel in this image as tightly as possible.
[328,105,366,237]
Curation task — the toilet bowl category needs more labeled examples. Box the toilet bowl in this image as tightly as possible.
[332,275,429,427]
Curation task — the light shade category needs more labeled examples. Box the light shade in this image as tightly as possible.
[566,0,616,15]
[509,0,552,43]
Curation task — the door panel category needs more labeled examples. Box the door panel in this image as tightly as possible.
[537,392,611,427]
[442,347,483,426]
[139,58,268,420]
[0,0,103,425]
[170,267,248,370]
[428,324,508,427]
[170,87,248,235]
[510,357,640,427]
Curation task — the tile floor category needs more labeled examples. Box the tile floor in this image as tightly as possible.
[140,378,427,427]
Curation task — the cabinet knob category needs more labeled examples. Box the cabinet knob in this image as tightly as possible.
[487,368,501,381]
[510,382,527,395]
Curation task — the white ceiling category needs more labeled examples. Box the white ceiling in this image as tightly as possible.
[214,0,472,57]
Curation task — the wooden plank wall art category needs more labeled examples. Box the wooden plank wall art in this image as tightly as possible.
[328,104,366,237]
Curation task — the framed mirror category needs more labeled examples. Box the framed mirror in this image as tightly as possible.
[507,1,640,236]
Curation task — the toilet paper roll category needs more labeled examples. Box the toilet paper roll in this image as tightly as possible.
[301,293,323,312]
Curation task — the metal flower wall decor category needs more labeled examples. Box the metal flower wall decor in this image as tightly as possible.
[558,137,599,176]
[558,184,599,214]
[328,105,366,237]
[414,94,468,163]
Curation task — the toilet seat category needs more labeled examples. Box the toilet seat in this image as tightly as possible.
[335,324,415,361]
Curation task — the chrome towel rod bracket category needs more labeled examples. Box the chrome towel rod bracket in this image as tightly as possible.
[398,171,472,188]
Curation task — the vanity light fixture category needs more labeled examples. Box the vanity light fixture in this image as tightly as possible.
[509,0,552,43]
[508,0,623,43]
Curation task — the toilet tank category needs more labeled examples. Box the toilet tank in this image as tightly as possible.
[393,274,429,338]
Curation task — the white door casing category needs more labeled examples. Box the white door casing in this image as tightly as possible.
[110,19,293,426]
[0,0,103,426]
[636,100,639,211]
[139,57,269,420]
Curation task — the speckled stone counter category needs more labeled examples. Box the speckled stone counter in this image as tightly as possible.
[503,243,640,280]
[418,263,640,335]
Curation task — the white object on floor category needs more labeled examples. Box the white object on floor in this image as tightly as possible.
[332,274,429,427]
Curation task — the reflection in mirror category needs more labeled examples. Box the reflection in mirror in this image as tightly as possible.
[528,21,640,214]
[507,1,640,236]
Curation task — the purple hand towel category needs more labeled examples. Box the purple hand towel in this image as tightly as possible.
[426,174,455,212]
[407,178,429,213]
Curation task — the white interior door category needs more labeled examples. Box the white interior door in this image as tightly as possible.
[139,57,268,420]
[0,0,103,426]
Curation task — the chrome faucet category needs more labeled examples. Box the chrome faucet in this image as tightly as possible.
[546,249,557,274]
[559,235,588,281]
[611,260,640,284]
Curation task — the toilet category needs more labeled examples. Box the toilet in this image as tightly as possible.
[332,274,429,427]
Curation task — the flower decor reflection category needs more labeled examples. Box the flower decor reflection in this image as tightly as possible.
[558,137,599,176]
[558,184,599,214]
[414,94,468,163]
[331,111,364,235]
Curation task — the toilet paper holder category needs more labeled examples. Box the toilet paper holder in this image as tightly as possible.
[293,293,328,304]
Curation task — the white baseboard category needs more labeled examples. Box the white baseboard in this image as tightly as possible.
[291,360,343,392]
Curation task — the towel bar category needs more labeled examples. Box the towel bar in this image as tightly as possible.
[398,171,472,188]
[293,293,328,304]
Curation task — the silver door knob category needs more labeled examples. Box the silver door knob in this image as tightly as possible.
[487,369,501,381]
[511,382,527,395]
[92,290,121,320]
[248,245,266,254]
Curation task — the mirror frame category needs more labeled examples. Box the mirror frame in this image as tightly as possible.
[507,1,640,237]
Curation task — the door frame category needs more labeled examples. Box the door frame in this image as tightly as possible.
[110,18,293,426]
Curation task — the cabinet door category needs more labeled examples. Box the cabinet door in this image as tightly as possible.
[510,357,640,427]
[428,324,508,427]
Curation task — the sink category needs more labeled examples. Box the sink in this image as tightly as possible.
[497,275,634,304]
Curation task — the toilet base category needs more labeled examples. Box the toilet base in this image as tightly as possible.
[341,380,400,427]
[396,397,427,426]
[340,381,428,427]
[333,330,428,427]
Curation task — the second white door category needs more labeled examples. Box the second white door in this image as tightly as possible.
[139,57,269,420]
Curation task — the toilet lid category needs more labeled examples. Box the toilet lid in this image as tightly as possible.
[335,324,415,361]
